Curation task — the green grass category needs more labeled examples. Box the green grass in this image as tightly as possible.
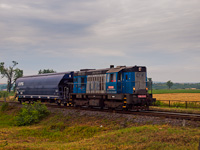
[0,103,19,128]
[152,89,200,94]
[17,124,103,143]
[153,100,200,109]
[0,113,15,128]
[0,104,200,149]
[0,91,15,98]
[0,102,9,112]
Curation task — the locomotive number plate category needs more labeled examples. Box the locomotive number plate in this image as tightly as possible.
[108,86,114,89]
[138,95,146,98]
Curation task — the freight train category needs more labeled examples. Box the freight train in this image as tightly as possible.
[16,65,156,110]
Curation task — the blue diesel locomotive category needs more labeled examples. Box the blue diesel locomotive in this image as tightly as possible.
[16,65,155,110]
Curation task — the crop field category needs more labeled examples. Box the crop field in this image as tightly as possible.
[154,93,200,101]
[153,93,200,110]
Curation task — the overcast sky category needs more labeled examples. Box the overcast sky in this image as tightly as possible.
[0,0,200,83]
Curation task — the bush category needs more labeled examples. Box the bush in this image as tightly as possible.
[15,102,50,126]
[154,100,166,106]
[0,102,9,112]
[0,91,9,98]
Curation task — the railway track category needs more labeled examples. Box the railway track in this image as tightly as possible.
[44,103,200,121]
[1,101,200,121]
[132,110,200,121]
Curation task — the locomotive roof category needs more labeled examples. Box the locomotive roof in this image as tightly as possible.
[74,68,109,76]
[123,66,146,72]
[74,65,146,76]
[107,66,126,73]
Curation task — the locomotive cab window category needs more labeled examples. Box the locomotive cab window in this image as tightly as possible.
[109,73,116,82]
[110,74,113,82]
[118,72,122,81]
[81,77,84,86]
[107,74,109,82]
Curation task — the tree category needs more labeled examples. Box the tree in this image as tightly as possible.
[166,80,173,89]
[0,61,23,92]
[38,69,56,74]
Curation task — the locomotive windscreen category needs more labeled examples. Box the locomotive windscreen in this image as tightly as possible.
[135,72,146,91]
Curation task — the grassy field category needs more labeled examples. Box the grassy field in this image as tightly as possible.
[0,103,200,150]
[0,91,15,101]
[152,89,200,94]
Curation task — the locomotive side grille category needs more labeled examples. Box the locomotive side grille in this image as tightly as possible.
[86,74,106,94]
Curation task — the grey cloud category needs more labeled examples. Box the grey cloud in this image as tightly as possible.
[0,0,200,82]
[25,18,91,36]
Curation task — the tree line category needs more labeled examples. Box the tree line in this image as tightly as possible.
[153,82,200,90]
[148,78,174,90]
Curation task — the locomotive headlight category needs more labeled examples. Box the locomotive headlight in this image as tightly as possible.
[146,88,148,91]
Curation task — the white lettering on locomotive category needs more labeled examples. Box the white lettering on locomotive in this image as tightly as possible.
[18,82,24,86]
